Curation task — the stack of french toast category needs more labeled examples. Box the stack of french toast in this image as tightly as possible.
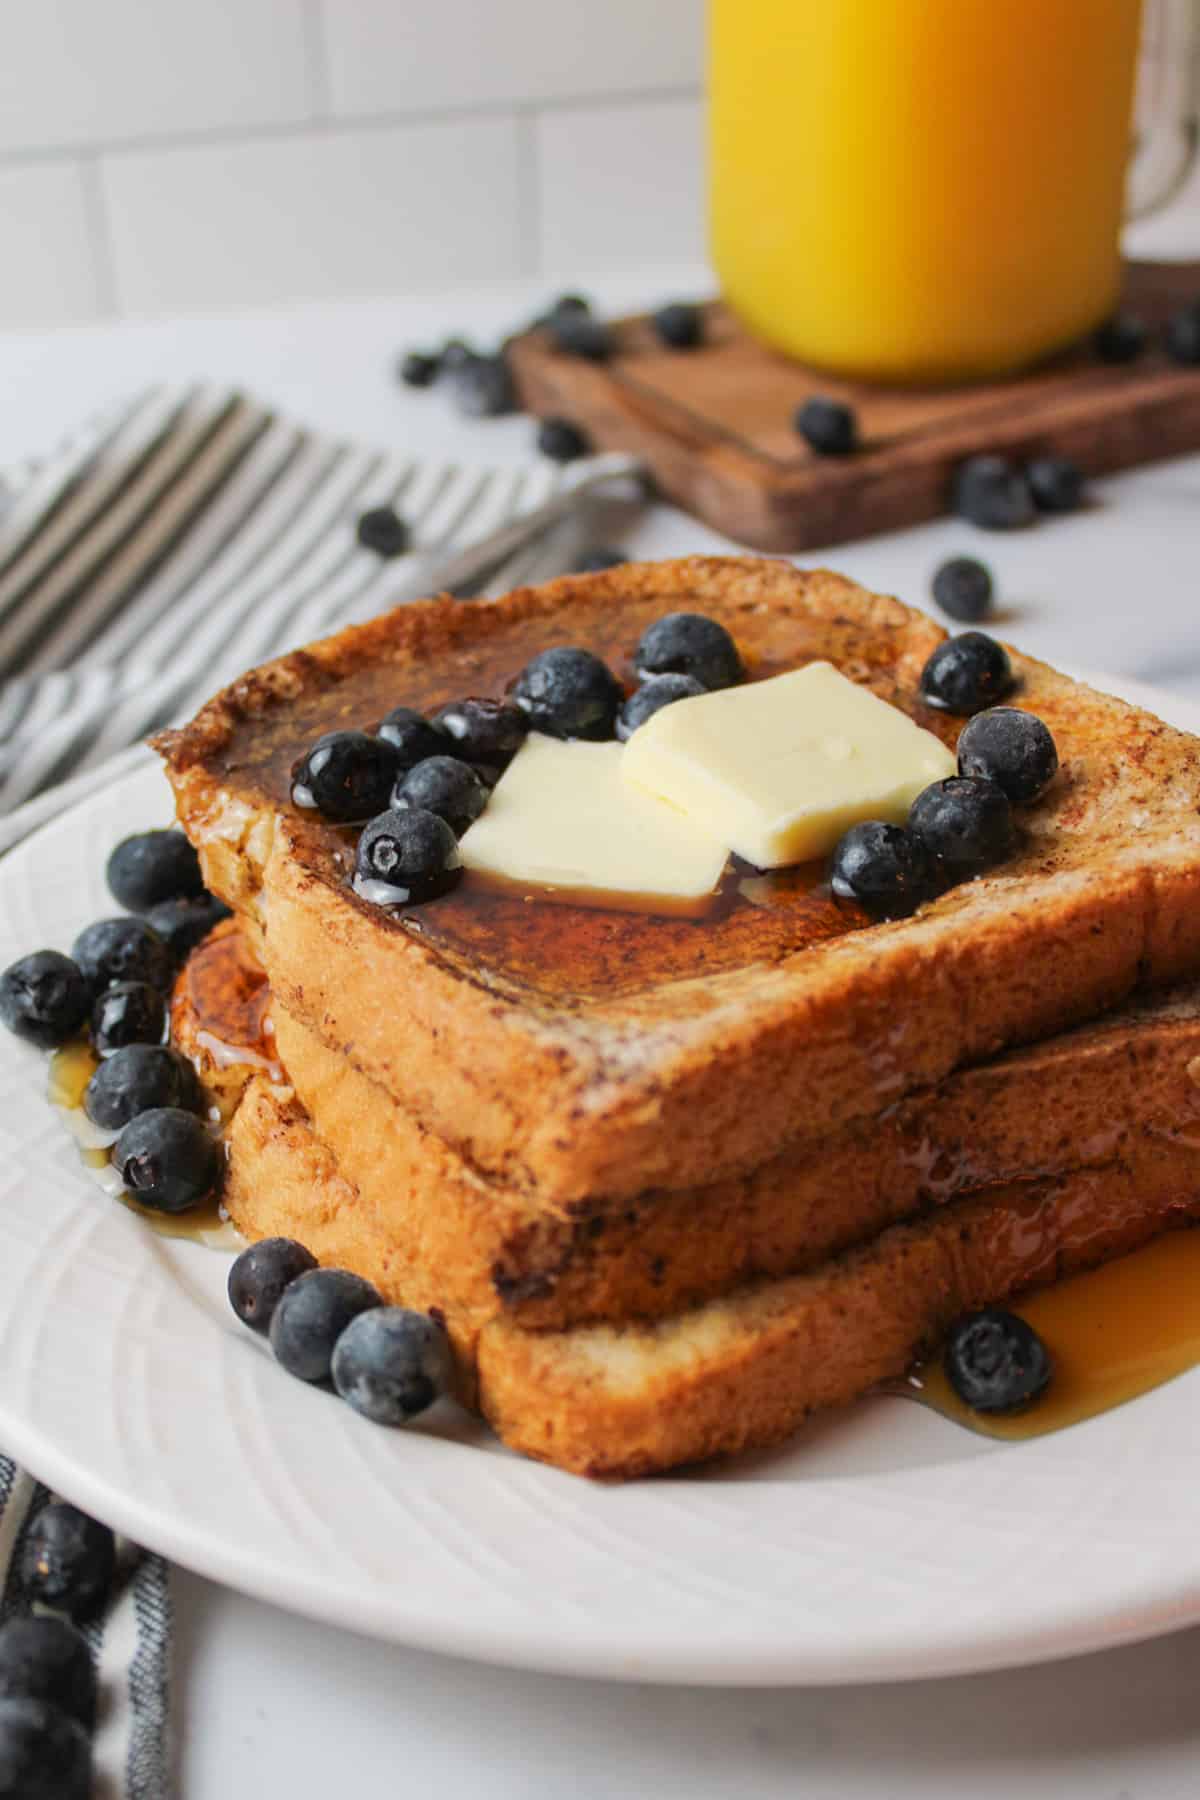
[156,557,1200,1477]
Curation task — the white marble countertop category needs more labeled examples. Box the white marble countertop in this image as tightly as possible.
[1,232,1199,1796]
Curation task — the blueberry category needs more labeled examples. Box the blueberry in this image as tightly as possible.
[536,416,591,463]
[228,1236,318,1334]
[106,829,204,912]
[437,337,476,374]
[952,455,1035,531]
[1027,454,1084,514]
[616,673,706,741]
[931,556,993,624]
[352,808,461,907]
[512,647,622,740]
[572,547,627,573]
[1165,300,1200,367]
[71,917,173,995]
[550,312,613,361]
[355,506,409,558]
[908,776,1015,884]
[635,611,743,691]
[18,1503,115,1620]
[548,293,590,319]
[398,350,439,388]
[392,756,488,837]
[0,1617,96,1732]
[0,1698,91,1800]
[291,731,401,823]
[332,1307,454,1426]
[432,698,527,771]
[1093,312,1145,364]
[84,1044,202,1132]
[451,354,515,418]
[794,396,857,456]
[0,952,90,1049]
[269,1267,382,1384]
[651,302,704,350]
[113,1106,221,1213]
[829,822,931,920]
[377,707,448,770]
[91,982,167,1057]
[957,707,1059,805]
[943,1307,1053,1413]
[144,893,232,961]
[919,632,1014,715]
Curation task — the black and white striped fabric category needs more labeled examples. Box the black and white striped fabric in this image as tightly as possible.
[0,383,566,844]
[0,1459,170,1799]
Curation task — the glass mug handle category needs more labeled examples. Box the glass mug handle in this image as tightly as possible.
[1128,0,1200,216]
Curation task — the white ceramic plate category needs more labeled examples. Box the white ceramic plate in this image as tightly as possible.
[3,674,1200,1688]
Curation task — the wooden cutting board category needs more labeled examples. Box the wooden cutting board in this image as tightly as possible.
[507,260,1200,552]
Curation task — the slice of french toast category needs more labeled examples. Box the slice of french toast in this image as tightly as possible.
[156,556,1200,1207]
[225,1072,1200,1477]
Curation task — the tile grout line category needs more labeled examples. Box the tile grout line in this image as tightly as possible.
[78,155,120,320]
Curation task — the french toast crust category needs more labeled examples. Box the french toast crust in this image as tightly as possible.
[157,557,1200,1204]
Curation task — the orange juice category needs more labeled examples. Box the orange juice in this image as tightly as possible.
[709,0,1145,383]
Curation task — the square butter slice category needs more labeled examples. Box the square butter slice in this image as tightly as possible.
[622,662,956,869]
[458,733,728,914]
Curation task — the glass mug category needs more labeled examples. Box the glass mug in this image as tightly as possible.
[709,0,1199,384]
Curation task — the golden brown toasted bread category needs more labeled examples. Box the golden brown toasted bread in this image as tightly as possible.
[156,557,1200,1208]
[225,1073,1200,1476]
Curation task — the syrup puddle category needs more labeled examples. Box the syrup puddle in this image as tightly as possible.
[899,1227,1200,1439]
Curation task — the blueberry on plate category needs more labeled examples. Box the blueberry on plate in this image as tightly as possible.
[572,546,627,573]
[829,822,930,920]
[228,1236,318,1335]
[71,917,173,995]
[651,301,704,350]
[1165,300,1200,367]
[1093,312,1145,364]
[550,312,613,361]
[635,611,743,691]
[18,1503,116,1620]
[437,337,477,374]
[0,1617,96,1733]
[943,1307,1053,1413]
[84,1043,202,1132]
[91,981,167,1057]
[0,951,90,1049]
[106,828,204,912]
[1026,454,1084,514]
[291,731,401,823]
[512,647,623,740]
[332,1307,455,1426]
[352,808,461,907]
[433,697,527,770]
[398,349,439,388]
[269,1267,382,1384]
[377,707,448,770]
[794,396,857,456]
[616,673,706,741]
[930,556,993,624]
[957,706,1059,805]
[919,632,1014,715]
[392,756,489,837]
[355,506,410,558]
[908,776,1015,884]
[536,417,591,463]
[952,455,1035,530]
[112,1106,221,1213]
[144,892,232,961]
[0,1697,91,1800]
[451,353,516,418]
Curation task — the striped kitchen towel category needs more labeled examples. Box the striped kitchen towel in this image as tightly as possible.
[0,1460,170,1800]
[0,382,568,842]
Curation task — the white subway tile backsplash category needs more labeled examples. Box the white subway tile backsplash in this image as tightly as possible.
[0,0,314,155]
[0,161,105,327]
[535,97,705,274]
[100,117,524,316]
[320,0,703,118]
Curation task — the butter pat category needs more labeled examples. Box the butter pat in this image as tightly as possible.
[458,733,728,913]
[622,662,956,868]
